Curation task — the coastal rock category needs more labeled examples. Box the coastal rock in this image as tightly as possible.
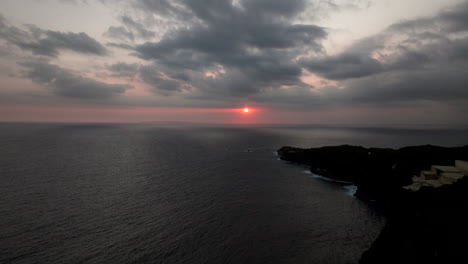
[360,177,468,263]
[278,144,468,263]
[277,144,468,201]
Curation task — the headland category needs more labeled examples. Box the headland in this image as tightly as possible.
[278,144,468,263]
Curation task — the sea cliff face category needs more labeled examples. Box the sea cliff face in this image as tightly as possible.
[360,178,468,263]
[278,145,468,263]
[277,145,468,201]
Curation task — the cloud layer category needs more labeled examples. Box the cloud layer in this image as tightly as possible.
[133,0,326,96]
[1,0,468,125]
[23,61,130,99]
[115,0,468,109]
[299,0,468,107]
[0,15,107,57]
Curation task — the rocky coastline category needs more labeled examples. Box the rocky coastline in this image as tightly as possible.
[277,144,468,263]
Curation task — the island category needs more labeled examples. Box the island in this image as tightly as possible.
[277,145,468,263]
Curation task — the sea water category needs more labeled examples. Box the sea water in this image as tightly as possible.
[1,123,467,263]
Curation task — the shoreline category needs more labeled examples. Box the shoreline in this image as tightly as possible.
[278,144,468,263]
[303,170,358,196]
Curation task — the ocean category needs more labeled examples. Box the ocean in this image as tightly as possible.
[1,123,467,263]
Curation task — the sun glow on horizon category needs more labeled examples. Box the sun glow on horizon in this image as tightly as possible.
[243,107,249,113]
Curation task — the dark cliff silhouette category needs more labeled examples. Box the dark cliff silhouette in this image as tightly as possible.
[278,144,468,263]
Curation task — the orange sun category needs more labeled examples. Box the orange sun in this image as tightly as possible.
[243,107,249,113]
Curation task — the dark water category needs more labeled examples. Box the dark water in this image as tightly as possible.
[1,123,467,263]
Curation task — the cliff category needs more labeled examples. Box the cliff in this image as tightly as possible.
[277,144,468,263]
[277,144,468,201]
[360,177,468,263]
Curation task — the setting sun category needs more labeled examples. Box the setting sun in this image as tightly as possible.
[243,108,249,113]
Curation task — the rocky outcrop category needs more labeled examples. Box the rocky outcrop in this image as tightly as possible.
[360,178,468,263]
[278,144,468,263]
[277,144,468,201]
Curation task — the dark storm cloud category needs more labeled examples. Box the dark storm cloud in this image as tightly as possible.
[301,53,384,80]
[22,61,131,99]
[300,46,431,81]
[124,0,468,108]
[448,37,468,60]
[299,33,388,81]
[39,31,107,56]
[296,0,468,108]
[338,67,468,105]
[133,0,326,96]
[388,1,468,34]
[107,62,195,95]
[49,0,468,111]
[139,64,191,95]
[108,62,140,78]
[107,62,191,94]
[241,0,306,16]
[0,14,108,57]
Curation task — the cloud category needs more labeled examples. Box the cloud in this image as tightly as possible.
[106,42,135,50]
[22,61,131,99]
[133,0,193,19]
[4,0,468,121]
[388,1,468,34]
[107,62,140,78]
[294,0,468,110]
[338,67,468,105]
[103,16,156,42]
[139,64,191,95]
[301,53,384,80]
[0,14,107,57]
[121,16,156,39]
[102,0,468,111]
[132,0,326,97]
[104,26,135,42]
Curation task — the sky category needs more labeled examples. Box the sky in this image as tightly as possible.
[1,0,468,126]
